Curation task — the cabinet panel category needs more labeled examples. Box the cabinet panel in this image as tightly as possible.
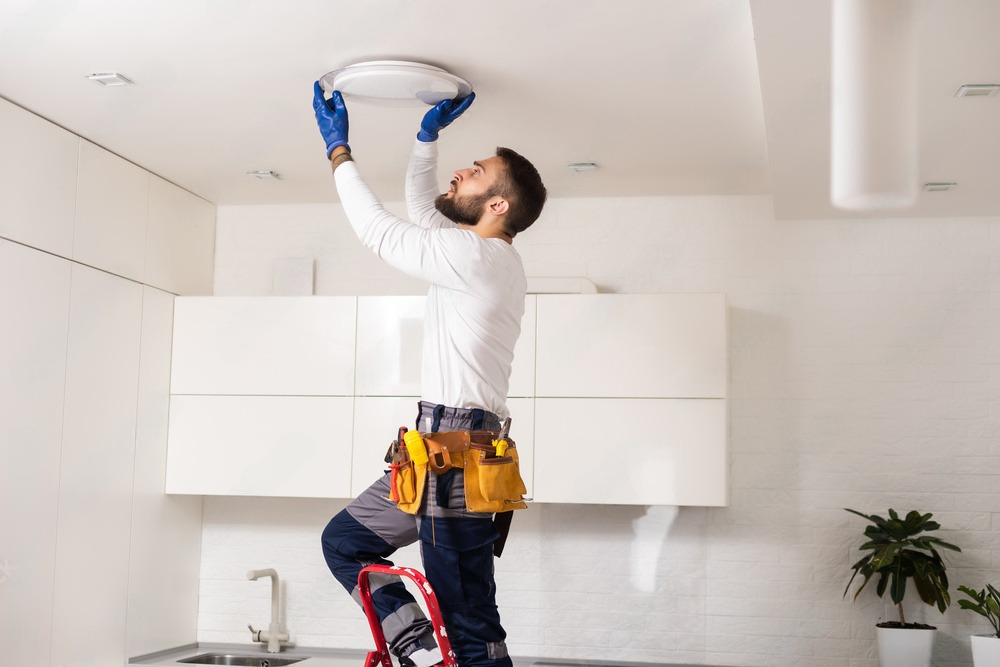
[74,141,150,282]
[356,295,536,397]
[351,397,534,500]
[0,240,71,666]
[170,297,357,396]
[126,287,202,656]
[145,176,215,296]
[533,398,727,506]
[535,294,727,398]
[166,395,353,497]
[352,397,421,496]
[0,98,78,257]
[51,264,144,667]
[355,296,425,396]
[509,296,535,397]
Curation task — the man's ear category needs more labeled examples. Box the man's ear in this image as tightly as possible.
[488,197,509,216]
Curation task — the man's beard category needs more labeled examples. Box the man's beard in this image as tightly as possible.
[434,190,493,225]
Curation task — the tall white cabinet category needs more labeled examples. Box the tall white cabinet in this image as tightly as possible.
[0,97,211,666]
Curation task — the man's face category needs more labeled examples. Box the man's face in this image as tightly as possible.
[434,156,504,225]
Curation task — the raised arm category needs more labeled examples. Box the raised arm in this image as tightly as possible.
[405,94,476,229]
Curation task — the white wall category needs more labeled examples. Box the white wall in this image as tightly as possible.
[207,195,1000,667]
[0,97,209,666]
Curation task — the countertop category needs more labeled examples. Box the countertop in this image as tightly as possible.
[128,643,721,667]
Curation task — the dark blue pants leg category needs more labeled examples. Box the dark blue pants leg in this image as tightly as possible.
[321,475,431,651]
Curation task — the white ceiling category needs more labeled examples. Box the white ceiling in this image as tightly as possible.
[0,0,997,219]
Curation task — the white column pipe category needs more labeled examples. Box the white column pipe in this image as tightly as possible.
[831,0,918,210]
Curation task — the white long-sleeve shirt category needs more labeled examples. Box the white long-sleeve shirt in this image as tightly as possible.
[334,140,526,419]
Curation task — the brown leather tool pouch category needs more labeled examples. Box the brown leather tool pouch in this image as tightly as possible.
[464,443,528,513]
[422,431,471,473]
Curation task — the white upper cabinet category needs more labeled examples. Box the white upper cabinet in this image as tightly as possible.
[170,297,357,396]
[535,294,728,398]
[532,398,727,506]
[74,142,150,282]
[355,295,536,397]
[0,98,79,257]
[145,176,216,296]
[356,296,425,396]
[165,395,353,498]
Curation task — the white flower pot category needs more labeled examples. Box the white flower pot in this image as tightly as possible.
[971,634,1000,667]
[876,626,935,667]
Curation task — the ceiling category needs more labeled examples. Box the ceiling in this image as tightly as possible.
[0,0,997,219]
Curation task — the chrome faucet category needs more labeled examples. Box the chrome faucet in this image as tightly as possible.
[247,568,290,653]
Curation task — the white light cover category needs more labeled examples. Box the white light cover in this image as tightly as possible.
[320,61,473,108]
[831,0,918,210]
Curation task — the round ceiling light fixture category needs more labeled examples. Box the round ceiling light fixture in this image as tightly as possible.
[319,60,473,108]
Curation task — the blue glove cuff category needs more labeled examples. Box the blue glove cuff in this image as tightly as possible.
[326,141,351,158]
[416,129,438,143]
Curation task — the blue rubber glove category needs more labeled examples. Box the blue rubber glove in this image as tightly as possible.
[313,81,350,157]
[417,92,476,143]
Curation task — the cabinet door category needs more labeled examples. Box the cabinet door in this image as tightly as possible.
[356,295,536,398]
[508,296,535,398]
[51,265,144,667]
[533,398,727,506]
[535,294,727,398]
[74,141,150,282]
[0,98,79,257]
[145,176,215,296]
[355,296,425,396]
[170,297,357,396]
[352,397,421,495]
[0,240,72,666]
[126,287,202,657]
[166,395,353,497]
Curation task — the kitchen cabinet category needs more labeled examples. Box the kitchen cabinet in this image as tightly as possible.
[355,295,536,398]
[0,97,79,258]
[533,398,727,506]
[165,395,354,497]
[535,293,727,398]
[170,297,357,396]
[145,176,216,296]
[74,141,150,283]
[0,239,72,666]
[50,264,144,667]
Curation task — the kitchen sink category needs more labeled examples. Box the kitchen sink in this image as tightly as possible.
[177,654,305,666]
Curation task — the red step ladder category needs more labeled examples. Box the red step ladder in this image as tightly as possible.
[358,564,457,667]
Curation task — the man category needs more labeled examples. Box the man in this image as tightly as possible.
[312,82,546,667]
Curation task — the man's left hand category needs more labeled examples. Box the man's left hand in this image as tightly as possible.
[417,93,476,143]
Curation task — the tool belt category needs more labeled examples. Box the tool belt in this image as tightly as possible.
[387,429,528,516]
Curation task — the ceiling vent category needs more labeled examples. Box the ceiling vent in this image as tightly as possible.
[320,61,472,107]
[955,84,999,98]
[86,72,133,86]
[922,182,957,192]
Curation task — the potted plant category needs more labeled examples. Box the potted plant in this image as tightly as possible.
[958,584,1000,666]
[843,508,961,667]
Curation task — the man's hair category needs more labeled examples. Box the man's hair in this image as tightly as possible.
[490,147,547,237]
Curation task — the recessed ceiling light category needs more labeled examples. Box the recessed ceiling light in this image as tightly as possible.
[246,170,281,180]
[922,182,957,192]
[955,84,999,98]
[567,162,599,173]
[86,72,133,87]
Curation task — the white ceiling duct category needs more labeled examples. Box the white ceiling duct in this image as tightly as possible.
[830,0,918,210]
[319,60,473,108]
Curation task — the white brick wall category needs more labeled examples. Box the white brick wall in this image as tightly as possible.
[204,196,1000,666]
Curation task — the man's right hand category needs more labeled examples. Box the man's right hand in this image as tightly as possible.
[313,81,350,158]
[417,93,476,143]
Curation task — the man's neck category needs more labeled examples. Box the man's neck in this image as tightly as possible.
[457,222,513,244]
